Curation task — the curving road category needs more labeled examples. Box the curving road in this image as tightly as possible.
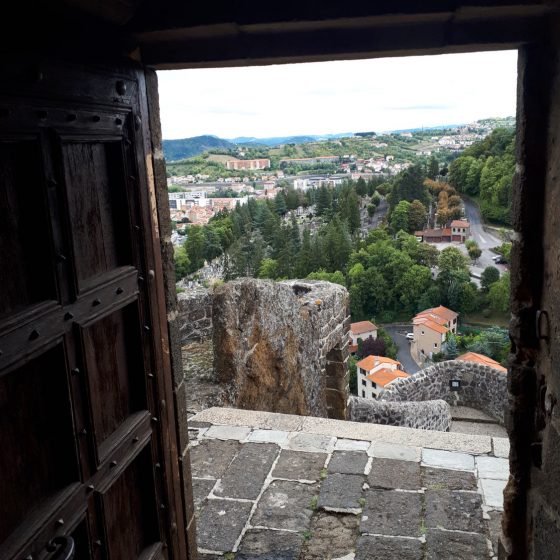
[384,325,420,374]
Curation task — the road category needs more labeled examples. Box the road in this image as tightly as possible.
[462,197,506,270]
[432,198,508,283]
[384,325,420,374]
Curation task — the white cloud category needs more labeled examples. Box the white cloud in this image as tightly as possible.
[157,50,517,139]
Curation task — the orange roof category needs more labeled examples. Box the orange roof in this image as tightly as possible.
[451,220,470,228]
[458,352,507,373]
[430,305,458,321]
[356,355,401,371]
[415,318,448,334]
[351,321,378,335]
[366,368,410,387]
[414,312,448,326]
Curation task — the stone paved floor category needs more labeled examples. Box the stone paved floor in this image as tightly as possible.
[188,410,509,559]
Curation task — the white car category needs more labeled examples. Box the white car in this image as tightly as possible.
[406,332,414,341]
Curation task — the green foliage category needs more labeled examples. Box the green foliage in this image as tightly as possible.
[184,226,205,273]
[390,200,411,233]
[448,128,515,225]
[173,246,191,281]
[258,258,279,279]
[462,326,510,365]
[467,242,482,263]
[494,242,512,262]
[407,200,428,232]
[445,333,459,358]
[307,270,346,286]
[377,327,398,359]
[488,272,510,312]
[481,266,500,291]
[389,164,431,208]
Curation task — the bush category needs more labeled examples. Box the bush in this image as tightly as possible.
[482,308,491,318]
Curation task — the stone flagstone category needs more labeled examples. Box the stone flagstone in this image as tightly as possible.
[370,441,421,462]
[328,451,369,475]
[214,443,279,500]
[318,473,364,513]
[251,480,318,531]
[272,449,327,481]
[360,490,422,537]
[356,535,423,560]
[480,477,507,509]
[422,448,475,471]
[476,456,509,480]
[196,499,253,552]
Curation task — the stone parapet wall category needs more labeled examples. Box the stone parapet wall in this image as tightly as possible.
[348,396,452,431]
[381,360,507,424]
[213,278,350,419]
[177,286,213,343]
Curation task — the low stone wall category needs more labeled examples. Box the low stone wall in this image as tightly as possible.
[177,286,213,344]
[213,278,350,419]
[381,360,507,424]
[348,396,452,431]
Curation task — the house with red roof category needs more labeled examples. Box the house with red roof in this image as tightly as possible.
[450,219,470,242]
[349,320,378,353]
[413,305,458,359]
[356,355,410,399]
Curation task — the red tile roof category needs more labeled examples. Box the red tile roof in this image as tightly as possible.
[351,321,378,335]
[451,220,470,228]
[366,368,410,387]
[429,305,458,321]
[356,355,401,371]
[457,352,507,373]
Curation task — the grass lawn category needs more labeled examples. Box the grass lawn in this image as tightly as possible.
[461,310,509,329]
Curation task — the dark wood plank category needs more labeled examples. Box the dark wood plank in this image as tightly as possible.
[0,344,78,543]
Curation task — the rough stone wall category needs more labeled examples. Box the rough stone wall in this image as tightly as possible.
[177,287,213,344]
[348,396,451,431]
[212,278,350,419]
[177,287,220,413]
[381,360,507,425]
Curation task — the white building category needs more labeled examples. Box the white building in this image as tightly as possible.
[356,355,410,399]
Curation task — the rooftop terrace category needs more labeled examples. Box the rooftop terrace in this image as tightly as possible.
[188,408,509,559]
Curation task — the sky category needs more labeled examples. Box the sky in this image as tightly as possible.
[157,50,517,140]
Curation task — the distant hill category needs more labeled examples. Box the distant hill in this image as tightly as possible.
[163,135,235,161]
[231,133,353,146]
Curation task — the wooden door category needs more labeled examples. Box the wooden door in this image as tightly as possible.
[0,60,185,560]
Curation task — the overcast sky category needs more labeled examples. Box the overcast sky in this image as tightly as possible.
[157,50,517,140]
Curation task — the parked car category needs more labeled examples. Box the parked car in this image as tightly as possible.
[406,332,414,341]
[492,255,507,264]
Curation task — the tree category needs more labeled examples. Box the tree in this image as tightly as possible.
[408,200,428,232]
[467,243,482,263]
[359,336,387,358]
[427,156,439,180]
[489,272,510,312]
[438,246,470,275]
[174,246,190,280]
[481,266,500,291]
[390,164,430,207]
[396,264,432,311]
[367,204,376,218]
[445,333,459,359]
[307,270,346,286]
[390,200,411,233]
[258,258,279,279]
[184,225,205,272]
